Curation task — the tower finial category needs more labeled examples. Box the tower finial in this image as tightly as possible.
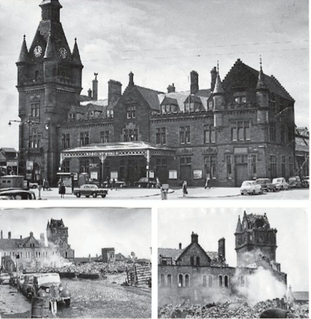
[260,55,263,72]
[217,60,219,73]
[23,35,26,40]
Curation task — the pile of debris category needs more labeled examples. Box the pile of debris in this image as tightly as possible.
[158,299,309,318]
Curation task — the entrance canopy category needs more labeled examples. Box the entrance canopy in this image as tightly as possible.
[60,141,176,164]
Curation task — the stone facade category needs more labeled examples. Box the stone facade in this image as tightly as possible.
[17,0,298,187]
[158,212,287,306]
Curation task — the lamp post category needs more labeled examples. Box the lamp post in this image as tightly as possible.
[9,114,36,188]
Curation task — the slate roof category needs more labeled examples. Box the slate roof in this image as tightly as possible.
[158,248,183,261]
[0,236,42,250]
[136,86,164,111]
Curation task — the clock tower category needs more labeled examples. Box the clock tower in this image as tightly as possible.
[16,0,83,184]
[235,211,278,268]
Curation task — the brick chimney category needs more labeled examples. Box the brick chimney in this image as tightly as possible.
[167,83,175,93]
[92,73,98,101]
[8,231,11,239]
[30,232,33,237]
[129,72,134,86]
[108,80,122,105]
[190,71,199,95]
[211,66,217,92]
[179,243,182,249]
[20,235,22,239]
[88,88,92,98]
[191,231,198,244]
[218,237,225,260]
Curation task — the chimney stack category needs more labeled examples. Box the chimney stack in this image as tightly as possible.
[129,72,134,86]
[20,235,22,239]
[108,80,122,105]
[218,237,226,260]
[92,73,98,101]
[211,67,217,92]
[167,83,175,93]
[88,88,92,98]
[190,71,199,95]
[8,231,11,239]
[30,231,33,237]
[191,231,198,244]
[179,243,182,250]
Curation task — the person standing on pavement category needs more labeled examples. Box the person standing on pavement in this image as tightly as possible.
[205,174,211,189]
[182,181,188,198]
[58,179,66,198]
[111,178,116,190]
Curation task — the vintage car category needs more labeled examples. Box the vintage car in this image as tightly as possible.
[301,176,309,188]
[255,178,277,192]
[0,273,11,284]
[272,177,289,190]
[32,273,71,306]
[21,274,35,298]
[73,184,108,198]
[102,180,127,188]
[0,189,36,200]
[240,180,263,195]
[134,177,157,188]
[288,176,302,189]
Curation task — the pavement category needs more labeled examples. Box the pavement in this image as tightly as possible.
[33,186,309,200]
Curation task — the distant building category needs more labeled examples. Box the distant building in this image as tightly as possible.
[0,148,19,176]
[158,211,287,306]
[46,219,75,260]
[102,248,115,263]
[295,127,309,178]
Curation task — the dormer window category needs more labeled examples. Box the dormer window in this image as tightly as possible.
[234,92,246,104]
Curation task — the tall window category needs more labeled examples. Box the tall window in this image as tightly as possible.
[281,156,286,177]
[100,131,110,143]
[219,275,223,287]
[231,121,250,141]
[126,105,136,119]
[202,275,207,287]
[123,129,138,142]
[180,126,190,144]
[31,103,40,118]
[29,131,41,148]
[205,156,216,178]
[270,93,276,112]
[156,127,166,145]
[62,134,70,149]
[270,155,277,177]
[208,275,213,287]
[79,159,89,174]
[185,274,190,287]
[178,274,183,287]
[251,155,257,175]
[80,132,89,146]
[269,122,276,142]
[204,125,216,144]
[160,274,165,287]
[62,159,70,172]
[226,155,232,179]
[167,274,172,287]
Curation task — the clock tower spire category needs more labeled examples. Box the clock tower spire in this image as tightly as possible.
[16,1,83,185]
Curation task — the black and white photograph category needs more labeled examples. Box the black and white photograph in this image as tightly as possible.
[0,207,151,318]
[158,207,308,318]
[0,0,309,200]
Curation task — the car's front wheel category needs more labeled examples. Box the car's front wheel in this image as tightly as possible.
[92,192,97,198]
[101,194,106,198]
[76,192,81,198]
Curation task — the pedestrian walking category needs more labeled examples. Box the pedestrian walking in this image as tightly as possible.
[58,180,66,198]
[111,178,116,190]
[205,175,211,189]
[182,181,188,198]
[106,176,110,188]
[156,177,161,188]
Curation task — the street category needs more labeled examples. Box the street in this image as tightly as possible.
[33,187,309,200]
[0,274,151,318]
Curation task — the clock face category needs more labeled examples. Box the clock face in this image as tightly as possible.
[59,47,67,59]
[33,46,42,58]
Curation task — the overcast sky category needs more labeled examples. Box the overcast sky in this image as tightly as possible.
[158,207,308,291]
[0,0,308,149]
[0,207,151,259]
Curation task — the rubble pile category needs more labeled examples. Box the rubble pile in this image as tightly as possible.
[158,299,309,318]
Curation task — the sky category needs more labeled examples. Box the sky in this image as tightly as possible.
[0,0,308,150]
[0,207,151,259]
[158,207,309,291]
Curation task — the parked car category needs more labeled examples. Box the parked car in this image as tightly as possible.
[134,177,158,188]
[0,273,11,284]
[272,177,289,190]
[23,180,39,189]
[255,178,276,192]
[288,176,302,189]
[102,180,126,188]
[73,184,108,198]
[31,273,71,306]
[21,274,35,298]
[240,180,263,195]
[301,176,309,188]
[0,189,36,200]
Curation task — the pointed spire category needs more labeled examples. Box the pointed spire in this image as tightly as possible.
[256,55,267,90]
[213,61,224,94]
[17,35,29,63]
[44,32,55,59]
[236,215,242,233]
[71,38,83,66]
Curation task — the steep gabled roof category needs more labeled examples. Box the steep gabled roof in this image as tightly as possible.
[136,86,163,111]
[176,241,211,263]
[158,248,184,262]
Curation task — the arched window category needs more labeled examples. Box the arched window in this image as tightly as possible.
[219,275,223,287]
[185,274,190,287]
[224,275,229,287]
[190,256,194,266]
[178,274,183,287]
[202,275,207,287]
[208,275,213,287]
[167,274,172,287]
[160,274,165,286]
[196,256,200,266]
